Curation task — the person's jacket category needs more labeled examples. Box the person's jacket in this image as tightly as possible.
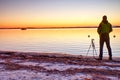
[97,21,112,35]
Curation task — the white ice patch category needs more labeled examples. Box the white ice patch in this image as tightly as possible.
[107,76,119,80]
[0,65,3,69]
[17,61,120,71]
[39,63,120,71]
[93,66,120,71]
[0,59,5,63]
[104,62,120,66]
[0,70,93,80]
[2,58,119,71]
[39,63,80,71]
[0,70,119,80]
[10,59,24,63]
[18,61,39,66]
[0,63,6,72]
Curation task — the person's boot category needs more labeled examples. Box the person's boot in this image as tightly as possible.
[97,57,102,60]
[109,57,112,61]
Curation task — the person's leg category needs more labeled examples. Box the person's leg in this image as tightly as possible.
[99,36,104,60]
[105,37,112,60]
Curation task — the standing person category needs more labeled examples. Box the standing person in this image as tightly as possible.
[97,15,113,60]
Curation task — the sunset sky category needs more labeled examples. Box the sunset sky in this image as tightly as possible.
[0,0,120,28]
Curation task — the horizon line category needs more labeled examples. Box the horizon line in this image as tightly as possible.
[0,26,120,29]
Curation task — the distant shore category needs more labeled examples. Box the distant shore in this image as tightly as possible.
[0,26,120,30]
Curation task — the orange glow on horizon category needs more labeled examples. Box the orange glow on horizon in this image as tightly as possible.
[0,0,120,28]
[0,13,120,28]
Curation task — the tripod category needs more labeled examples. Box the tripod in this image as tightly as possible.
[86,39,98,59]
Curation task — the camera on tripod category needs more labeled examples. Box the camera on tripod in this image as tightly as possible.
[91,39,95,49]
[86,35,98,59]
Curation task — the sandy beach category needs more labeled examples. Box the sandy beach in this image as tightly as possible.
[0,51,120,80]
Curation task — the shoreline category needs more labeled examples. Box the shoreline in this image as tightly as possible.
[0,51,120,80]
[0,50,120,60]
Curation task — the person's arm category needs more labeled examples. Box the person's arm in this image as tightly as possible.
[109,23,112,32]
[97,23,102,35]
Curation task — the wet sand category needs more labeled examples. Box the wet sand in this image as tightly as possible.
[0,51,120,80]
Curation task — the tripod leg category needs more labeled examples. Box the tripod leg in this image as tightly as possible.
[86,44,91,57]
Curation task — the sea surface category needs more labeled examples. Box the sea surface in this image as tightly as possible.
[0,28,120,57]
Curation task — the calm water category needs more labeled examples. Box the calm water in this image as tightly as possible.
[0,28,120,57]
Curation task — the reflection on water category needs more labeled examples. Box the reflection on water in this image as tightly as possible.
[0,28,120,57]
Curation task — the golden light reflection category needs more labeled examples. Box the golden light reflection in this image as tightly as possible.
[0,28,99,42]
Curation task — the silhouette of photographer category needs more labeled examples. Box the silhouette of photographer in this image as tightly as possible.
[97,15,112,60]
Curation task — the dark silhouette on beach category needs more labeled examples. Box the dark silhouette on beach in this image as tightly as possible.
[97,15,112,60]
